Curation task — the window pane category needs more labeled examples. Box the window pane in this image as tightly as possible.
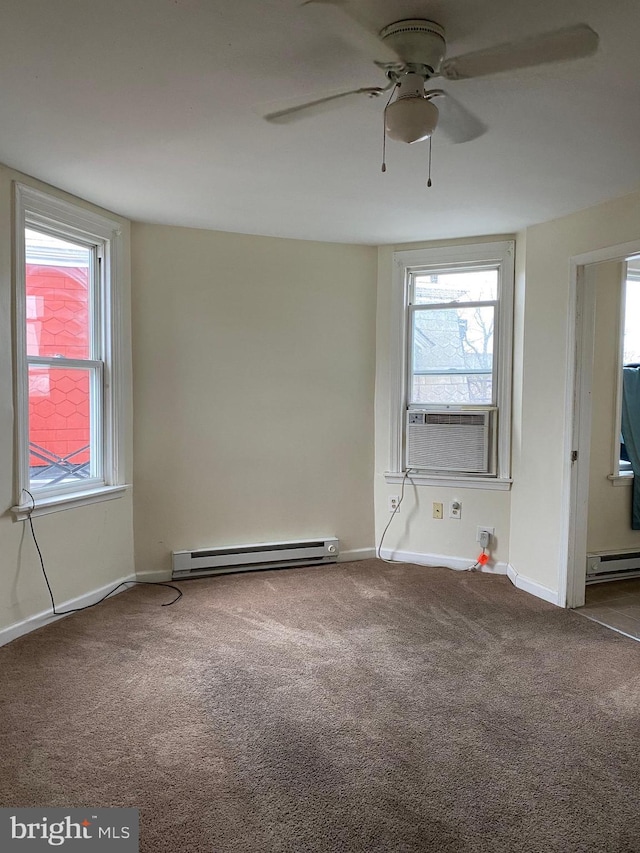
[623,275,640,364]
[412,372,492,405]
[412,306,494,404]
[620,267,640,473]
[25,228,91,359]
[413,268,498,305]
[29,365,95,488]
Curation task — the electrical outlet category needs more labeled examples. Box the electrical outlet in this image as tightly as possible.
[449,500,462,519]
[476,526,495,545]
[388,495,401,513]
[433,502,443,519]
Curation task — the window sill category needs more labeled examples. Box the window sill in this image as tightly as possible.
[607,473,634,487]
[11,484,130,521]
[384,471,512,491]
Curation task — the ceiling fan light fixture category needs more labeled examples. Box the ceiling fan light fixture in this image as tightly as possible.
[385,95,439,144]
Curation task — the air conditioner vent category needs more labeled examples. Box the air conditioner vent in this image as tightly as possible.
[406,409,493,474]
[425,413,487,426]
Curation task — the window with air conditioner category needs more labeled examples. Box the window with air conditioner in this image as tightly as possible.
[387,241,514,486]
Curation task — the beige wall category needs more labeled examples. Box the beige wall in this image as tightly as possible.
[509,189,640,596]
[374,238,513,569]
[2,162,639,638]
[131,224,377,578]
[0,164,134,637]
[375,196,640,597]
[586,260,640,553]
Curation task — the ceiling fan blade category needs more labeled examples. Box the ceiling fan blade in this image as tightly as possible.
[301,0,401,63]
[426,90,487,144]
[264,86,387,123]
[441,24,599,81]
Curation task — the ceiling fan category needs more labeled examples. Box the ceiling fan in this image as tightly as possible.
[264,2,599,147]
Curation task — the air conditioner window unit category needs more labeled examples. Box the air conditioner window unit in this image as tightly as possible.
[406,409,494,474]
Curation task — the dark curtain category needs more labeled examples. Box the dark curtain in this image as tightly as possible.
[621,365,640,529]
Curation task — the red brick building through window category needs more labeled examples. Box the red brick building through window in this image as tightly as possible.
[26,230,92,482]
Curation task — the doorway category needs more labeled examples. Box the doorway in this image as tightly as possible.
[565,240,640,610]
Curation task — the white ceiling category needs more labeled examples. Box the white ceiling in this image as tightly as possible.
[1,0,639,245]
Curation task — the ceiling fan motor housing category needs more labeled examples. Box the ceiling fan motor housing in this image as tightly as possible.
[379,19,446,74]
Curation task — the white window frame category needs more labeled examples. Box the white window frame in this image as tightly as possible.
[12,184,127,519]
[386,240,514,490]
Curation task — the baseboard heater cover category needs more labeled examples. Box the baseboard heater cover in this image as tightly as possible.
[586,551,640,582]
[172,537,339,579]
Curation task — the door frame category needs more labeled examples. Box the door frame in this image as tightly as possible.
[563,239,640,608]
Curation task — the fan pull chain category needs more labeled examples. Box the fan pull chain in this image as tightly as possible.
[381,84,398,173]
[427,135,433,188]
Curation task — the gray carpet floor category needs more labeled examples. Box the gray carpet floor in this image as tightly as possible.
[1,559,640,852]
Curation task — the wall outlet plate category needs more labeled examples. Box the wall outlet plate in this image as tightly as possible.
[388,495,401,513]
[433,502,443,519]
[449,500,461,519]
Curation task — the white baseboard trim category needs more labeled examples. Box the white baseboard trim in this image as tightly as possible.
[0,573,137,648]
[378,549,561,606]
[506,564,561,606]
[136,570,172,583]
[338,548,377,563]
[378,548,508,575]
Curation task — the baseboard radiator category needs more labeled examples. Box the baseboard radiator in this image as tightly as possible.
[172,537,339,580]
[586,551,640,583]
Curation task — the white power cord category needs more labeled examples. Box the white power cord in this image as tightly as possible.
[377,472,490,573]
[376,469,413,564]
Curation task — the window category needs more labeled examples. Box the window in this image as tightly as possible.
[619,257,640,477]
[388,241,514,486]
[622,264,640,366]
[409,267,497,406]
[13,184,126,517]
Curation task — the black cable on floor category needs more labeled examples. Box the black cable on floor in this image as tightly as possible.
[22,490,183,614]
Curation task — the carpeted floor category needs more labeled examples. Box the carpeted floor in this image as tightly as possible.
[1,559,640,852]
